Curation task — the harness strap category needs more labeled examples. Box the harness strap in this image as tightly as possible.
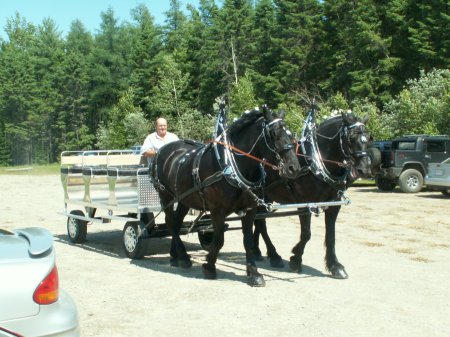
[192,144,210,210]
[155,170,225,214]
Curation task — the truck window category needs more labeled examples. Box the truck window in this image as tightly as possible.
[426,141,445,153]
[397,141,416,150]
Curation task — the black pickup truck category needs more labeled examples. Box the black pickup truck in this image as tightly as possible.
[370,135,450,193]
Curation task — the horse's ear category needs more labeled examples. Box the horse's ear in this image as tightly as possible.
[362,115,369,124]
[341,111,351,124]
[278,109,286,119]
[341,111,359,125]
[262,104,273,121]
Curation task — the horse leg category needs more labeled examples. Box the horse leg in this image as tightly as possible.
[166,203,192,269]
[254,218,284,268]
[289,211,312,272]
[252,218,263,260]
[202,212,226,280]
[324,206,348,279]
[242,211,265,287]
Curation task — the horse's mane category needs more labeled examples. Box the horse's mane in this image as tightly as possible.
[229,109,264,137]
[317,115,342,137]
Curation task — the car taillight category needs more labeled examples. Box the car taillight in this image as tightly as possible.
[33,265,59,305]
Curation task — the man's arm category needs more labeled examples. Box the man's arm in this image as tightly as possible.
[141,134,157,158]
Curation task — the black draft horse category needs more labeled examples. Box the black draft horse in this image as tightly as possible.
[253,111,372,279]
[151,106,301,285]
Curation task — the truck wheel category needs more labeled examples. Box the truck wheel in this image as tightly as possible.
[398,169,423,193]
[123,221,148,259]
[441,189,450,197]
[375,177,396,191]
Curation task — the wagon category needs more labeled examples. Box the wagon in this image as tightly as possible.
[60,150,351,259]
[61,149,196,259]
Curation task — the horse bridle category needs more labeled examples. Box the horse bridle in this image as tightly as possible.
[339,122,369,161]
[255,117,296,171]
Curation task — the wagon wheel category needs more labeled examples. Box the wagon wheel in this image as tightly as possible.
[123,221,148,259]
[67,210,88,244]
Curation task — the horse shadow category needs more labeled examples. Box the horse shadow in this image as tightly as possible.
[55,230,326,284]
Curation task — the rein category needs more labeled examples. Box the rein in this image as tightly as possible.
[295,144,349,168]
[208,140,279,171]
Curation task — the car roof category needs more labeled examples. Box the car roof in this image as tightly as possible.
[396,135,449,141]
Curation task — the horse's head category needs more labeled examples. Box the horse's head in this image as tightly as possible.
[340,112,372,179]
[229,106,301,180]
[262,106,301,179]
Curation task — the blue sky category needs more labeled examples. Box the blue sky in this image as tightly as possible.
[0,0,200,40]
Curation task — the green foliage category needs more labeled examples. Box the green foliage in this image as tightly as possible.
[229,73,260,118]
[1,1,449,165]
[352,98,385,140]
[277,102,307,138]
[173,110,214,141]
[147,54,196,138]
[381,68,450,138]
[96,89,150,149]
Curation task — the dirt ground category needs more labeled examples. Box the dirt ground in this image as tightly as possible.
[1,174,449,337]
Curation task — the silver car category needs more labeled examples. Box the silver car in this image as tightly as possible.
[0,227,79,337]
[425,157,450,197]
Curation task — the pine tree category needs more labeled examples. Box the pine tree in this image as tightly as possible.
[215,0,255,95]
[129,4,164,116]
[88,7,131,131]
[58,20,95,151]
[322,0,399,105]
[250,0,280,107]
[272,0,323,106]
[0,13,37,164]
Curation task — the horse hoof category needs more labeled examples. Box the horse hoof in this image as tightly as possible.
[331,267,348,279]
[202,263,217,280]
[246,265,266,287]
[254,253,264,261]
[289,256,302,272]
[170,257,178,267]
[179,258,192,269]
[269,256,285,269]
[248,274,266,287]
[170,257,192,269]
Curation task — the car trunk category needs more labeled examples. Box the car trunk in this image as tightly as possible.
[0,229,54,321]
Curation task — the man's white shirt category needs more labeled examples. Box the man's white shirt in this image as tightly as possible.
[141,132,179,165]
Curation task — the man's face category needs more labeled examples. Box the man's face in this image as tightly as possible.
[156,120,167,137]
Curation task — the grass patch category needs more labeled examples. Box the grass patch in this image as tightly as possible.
[352,178,375,186]
[0,164,60,175]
